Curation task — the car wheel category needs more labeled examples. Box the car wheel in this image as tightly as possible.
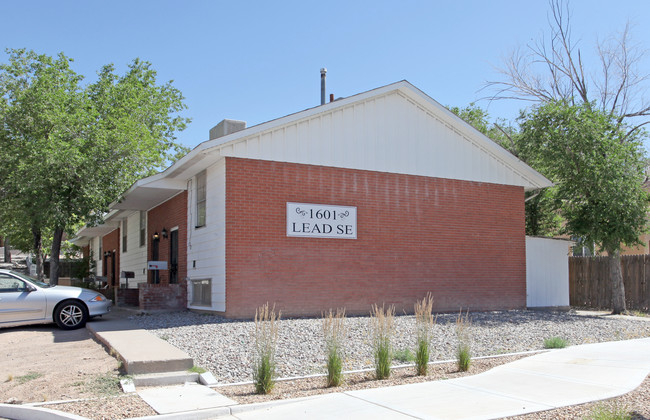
[54,300,88,330]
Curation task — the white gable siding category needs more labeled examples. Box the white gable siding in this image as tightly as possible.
[120,212,148,288]
[217,91,533,188]
[187,158,226,312]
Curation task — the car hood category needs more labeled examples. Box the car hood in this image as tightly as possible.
[43,285,105,300]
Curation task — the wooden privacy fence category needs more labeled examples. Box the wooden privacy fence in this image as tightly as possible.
[569,255,650,311]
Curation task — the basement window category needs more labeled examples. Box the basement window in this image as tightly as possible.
[191,278,211,307]
[196,170,207,228]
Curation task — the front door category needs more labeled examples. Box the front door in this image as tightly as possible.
[169,230,178,284]
[151,239,160,284]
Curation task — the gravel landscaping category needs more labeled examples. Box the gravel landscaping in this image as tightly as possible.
[132,309,650,384]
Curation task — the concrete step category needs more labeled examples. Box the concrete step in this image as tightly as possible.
[87,318,194,375]
[132,371,200,387]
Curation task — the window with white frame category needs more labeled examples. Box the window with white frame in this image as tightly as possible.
[196,170,207,228]
[122,220,128,253]
[139,211,146,247]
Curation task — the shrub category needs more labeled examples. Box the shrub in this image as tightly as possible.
[543,336,568,349]
[587,402,631,420]
[456,309,472,372]
[393,348,415,363]
[414,293,435,376]
[252,303,280,394]
[371,304,395,380]
[322,308,346,387]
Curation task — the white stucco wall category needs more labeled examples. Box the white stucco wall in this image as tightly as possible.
[526,236,571,308]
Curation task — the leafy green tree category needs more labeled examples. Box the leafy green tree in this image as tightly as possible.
[0,49,190,283]
[519,101,648,313]
[449,103,562,237]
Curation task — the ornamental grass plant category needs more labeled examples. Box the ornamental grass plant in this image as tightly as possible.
[371,303,395,380]
[252,303,280,394]
[455,309,472,372]
[543,336,568,349]
[322,308,346,387]
[414,293,436,376]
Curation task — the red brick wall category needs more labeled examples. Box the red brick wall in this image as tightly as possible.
[139,281,187,311]
[145,191,188,309]
[101,229,120,287]
[225,157,526,318]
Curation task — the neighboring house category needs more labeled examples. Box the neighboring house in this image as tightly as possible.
[73,81,553,317]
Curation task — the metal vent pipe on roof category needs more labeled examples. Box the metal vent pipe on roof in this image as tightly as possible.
[320,68,327,105]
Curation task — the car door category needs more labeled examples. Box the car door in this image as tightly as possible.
[0,273,47,325]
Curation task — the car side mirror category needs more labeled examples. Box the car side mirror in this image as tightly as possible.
[25,284,37,292]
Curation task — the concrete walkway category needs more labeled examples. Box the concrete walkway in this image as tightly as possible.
[86,308,193,375]
[130,337,650,420]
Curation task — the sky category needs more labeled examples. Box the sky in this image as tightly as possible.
[2,0,650,150]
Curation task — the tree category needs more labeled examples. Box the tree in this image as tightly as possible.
[449,103,562,237]
[518,101,648,314]
[486,0,650,131]
[0,49,190,284]
[485,0,650,314]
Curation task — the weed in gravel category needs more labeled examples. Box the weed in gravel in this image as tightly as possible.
[85,373,122,396]
[322,308,346,387]
[414,293,435,376]
[16,372,43,384]
[253,303,280,394]
[586,402,632,420]
[456,309,472,372]
[188,366,207,374]
[5,374,13,382]
[371,304,395,380]
[393,348,415,363]
[544,336,568,349]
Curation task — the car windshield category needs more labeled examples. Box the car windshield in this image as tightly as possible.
[9,271,53,288]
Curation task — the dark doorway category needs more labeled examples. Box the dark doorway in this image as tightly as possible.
[169,230,178,284]
[151,238,160,284]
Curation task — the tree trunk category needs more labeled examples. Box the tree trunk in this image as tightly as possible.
[49,227,64,286]
[3,237,10,263]
[608,250,626,314]
[32,226,44,281]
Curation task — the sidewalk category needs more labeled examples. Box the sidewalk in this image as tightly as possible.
[131,337,650,420]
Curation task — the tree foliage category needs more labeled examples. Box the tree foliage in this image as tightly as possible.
[518,101,648,253]
[0,49,190,282]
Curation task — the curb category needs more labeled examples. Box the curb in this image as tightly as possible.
[0,404,90,420]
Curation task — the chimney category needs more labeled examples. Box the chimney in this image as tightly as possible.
[209,119,246,140]
[320,68,327,105]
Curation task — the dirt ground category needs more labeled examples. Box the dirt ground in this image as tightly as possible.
[0,324,122,404]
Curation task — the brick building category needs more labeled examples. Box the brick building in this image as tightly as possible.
[73,81,552,316]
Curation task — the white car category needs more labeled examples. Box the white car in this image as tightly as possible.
[0,269,111,330]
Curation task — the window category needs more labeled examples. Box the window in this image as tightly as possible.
[191,279,211,306]
[122,220,128,253]
[0,275,27,292]
[139,211,146,247]
[196,170,207,228]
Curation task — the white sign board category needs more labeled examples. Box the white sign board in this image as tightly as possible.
[287,202,357,239]
[148,261,168,270]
